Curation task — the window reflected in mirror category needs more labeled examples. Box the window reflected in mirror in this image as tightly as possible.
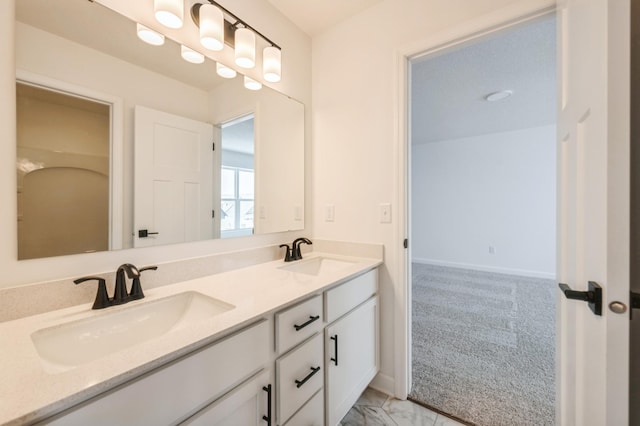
[221,114,255,238]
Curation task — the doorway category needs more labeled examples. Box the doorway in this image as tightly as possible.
[407,14,557,425]
[220,114,255,239]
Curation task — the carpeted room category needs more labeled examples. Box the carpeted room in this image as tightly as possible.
[409,15,557,426]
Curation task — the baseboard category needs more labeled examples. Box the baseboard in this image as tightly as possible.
[412,258,555,280]
[369,372,395,397]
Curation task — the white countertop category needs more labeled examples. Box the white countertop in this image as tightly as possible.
[0,252,381,426]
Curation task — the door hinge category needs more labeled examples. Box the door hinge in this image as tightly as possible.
[212,210,215,218]
[212,142,215,151]
[630,291,640,319]
[403,238,408,249]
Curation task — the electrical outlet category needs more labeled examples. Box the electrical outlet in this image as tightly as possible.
[489,246,496,254]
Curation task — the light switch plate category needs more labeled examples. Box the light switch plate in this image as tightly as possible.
[380,203,391,223]
[325,204,335,222]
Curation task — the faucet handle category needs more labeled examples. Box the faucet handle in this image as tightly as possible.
[130,266,158,300]
[74,276,110,310]
[279,244,292,262]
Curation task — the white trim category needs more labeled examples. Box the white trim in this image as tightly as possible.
[394,0,556,400]
[15,70,125,251]
[369,372,395,397]
[412,258,556,280]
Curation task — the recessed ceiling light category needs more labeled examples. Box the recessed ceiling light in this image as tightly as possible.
[485,90,513,102]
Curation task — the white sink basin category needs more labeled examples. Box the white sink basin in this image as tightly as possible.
[31,292,234,373]
[278,256,356,276]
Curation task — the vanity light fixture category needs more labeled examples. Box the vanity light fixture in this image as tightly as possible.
[136,23,165,46]
[181,45,205,64]
[198,3,224,51]
[216,63,237,79]
[190,1,282,77]
[234,27,256,69]
[154,0,184,29]
[244,76,262,91]
[263,46,281,82]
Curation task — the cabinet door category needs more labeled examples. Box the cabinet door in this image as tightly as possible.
[181,370,272,426]
[325,296,379,426]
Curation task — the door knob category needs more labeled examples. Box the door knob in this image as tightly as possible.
[138,229,159,238]
[558,281,602,316]
[609,301,627,314]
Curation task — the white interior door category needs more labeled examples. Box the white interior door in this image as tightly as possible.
[556,0,630,425]
[134,106,214,248]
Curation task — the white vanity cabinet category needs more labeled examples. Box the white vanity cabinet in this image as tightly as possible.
[324,270,379,426]
[29,265,380,426]
[41,320,271,426]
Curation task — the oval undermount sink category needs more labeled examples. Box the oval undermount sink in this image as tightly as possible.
[278,256,356,276]
[31,291,235,373]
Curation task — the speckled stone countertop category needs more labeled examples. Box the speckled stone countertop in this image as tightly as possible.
[0,252,382,426]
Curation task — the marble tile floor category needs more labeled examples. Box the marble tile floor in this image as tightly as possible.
[341,388,467,426]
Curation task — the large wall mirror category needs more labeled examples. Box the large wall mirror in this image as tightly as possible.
[15,0,304,260]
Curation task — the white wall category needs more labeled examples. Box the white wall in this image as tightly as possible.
[0,0,311,287]
[311,0,554,394]
[411,126,556,278]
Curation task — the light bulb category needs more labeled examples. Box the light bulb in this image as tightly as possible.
[263,46,281,83]
[200,4,224,51]
[154,0,184,29]
[235,27,255,69]
[216,63,237,79]
[244,76,262,91]
[181,45,204,64]
[136,23,165,46]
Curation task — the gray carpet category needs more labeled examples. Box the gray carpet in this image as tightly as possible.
[409,263,556,426]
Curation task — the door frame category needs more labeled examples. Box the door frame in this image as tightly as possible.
[393,0,556,400]
[15,70,124,251]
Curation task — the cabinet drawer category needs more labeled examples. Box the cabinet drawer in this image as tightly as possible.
[181,370,271,426]
[325,269,377,323]
[43,320,269,426]
[284,389,324,426]
[276,295,323,354]
[276,333,324,425]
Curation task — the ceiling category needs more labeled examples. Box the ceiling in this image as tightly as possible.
[266,0,383,36]
[222,116,255,155]
[411,15,556,144]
